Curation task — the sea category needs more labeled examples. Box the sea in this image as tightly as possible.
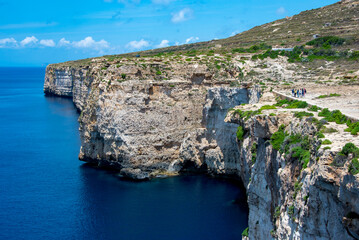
[0,67,248,240]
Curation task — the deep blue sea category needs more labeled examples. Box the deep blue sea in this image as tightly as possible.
[0,67,248,240]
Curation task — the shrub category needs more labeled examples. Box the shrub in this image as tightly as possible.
[294,111,314,119]
[345,122,359,136]
[306,36,346,47]
[316,132,325,138]
[318,108,348,124]
[260,105,276,111]
[340,143,359,157]
[237,126,244,141]
[308,105,321,112]
[322,139,332,145]
[288,205,295,216]
[348,158,359,175]
[251,142,257,164]
[156,70,162,75]
[291,146,310,168]
[121,73,126,79]
[242,227,249,237]
[270,125,287,151]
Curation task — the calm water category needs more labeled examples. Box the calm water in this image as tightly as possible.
[0,67,248,240]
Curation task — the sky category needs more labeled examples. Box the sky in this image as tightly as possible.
[0,0,337,66]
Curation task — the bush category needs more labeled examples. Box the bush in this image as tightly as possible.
[121,73,126,79]
[291,146,311,168]
[156,70,162,75]
[316,132,325,138]
[294,111,314,119]
[348,158,359,175]
[306,36,346,47]
[237,126,244,141]
[308,105,321,112]
[345,122,359,136]
[242,227,249,237]
[318,108,348,124]
[270,125,287,151]
[251,142,257,164]
[340,143,359,157]
[260,105,276,111]
[322,139,332,145]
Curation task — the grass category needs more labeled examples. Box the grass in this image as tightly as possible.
[317,93,341,99]
[316,132,325,138]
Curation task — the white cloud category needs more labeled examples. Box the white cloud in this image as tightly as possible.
[185,36,199,44]
[72,37,109,50]
[156,40,169,48]
[39,39,55,47]
[58,38,71,47]
[276,7,286,15]
[20,36,38,46]
[171,8,193,23]
[0,38,17,48]
[126,39,149,49]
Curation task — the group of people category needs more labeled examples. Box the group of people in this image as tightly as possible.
[291,88,307,98]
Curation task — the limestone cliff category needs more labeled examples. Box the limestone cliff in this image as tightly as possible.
[44,59,359,239]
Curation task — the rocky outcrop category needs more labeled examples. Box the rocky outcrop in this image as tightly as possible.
[225,102,359,239]
[44,63,261,179]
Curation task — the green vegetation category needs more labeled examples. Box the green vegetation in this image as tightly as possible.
[316,132,325,138]
[288,205,295,216]
[251,142,257,164]
[121,73,127,79]
[232,43,272,54]
[293,181,303,199]
[324,146,331,150]
[348,158,359,175]
[291,146,311,169]
[322,139,332,145]
[318,108,349,124]
[306,36,346,48]
[340,143,359,157]
[242,227,249,237]
[274,206,281,219]
[308,105,321,112]
[270,124,287,151]
[156,70,162,75]
[260,105,276,111]
[345,122,359,136]
[320,126,338,133]
[237,126,244,141]
[294,111,314,119]
[275,98,308,109]
[317,93,341,99]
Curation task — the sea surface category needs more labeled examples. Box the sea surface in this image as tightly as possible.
[0,67,248,240]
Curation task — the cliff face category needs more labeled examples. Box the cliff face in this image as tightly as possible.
[44,63,261,179]
[44,61,359,239]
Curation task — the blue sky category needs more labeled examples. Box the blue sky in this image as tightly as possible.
[0,0,337,66]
